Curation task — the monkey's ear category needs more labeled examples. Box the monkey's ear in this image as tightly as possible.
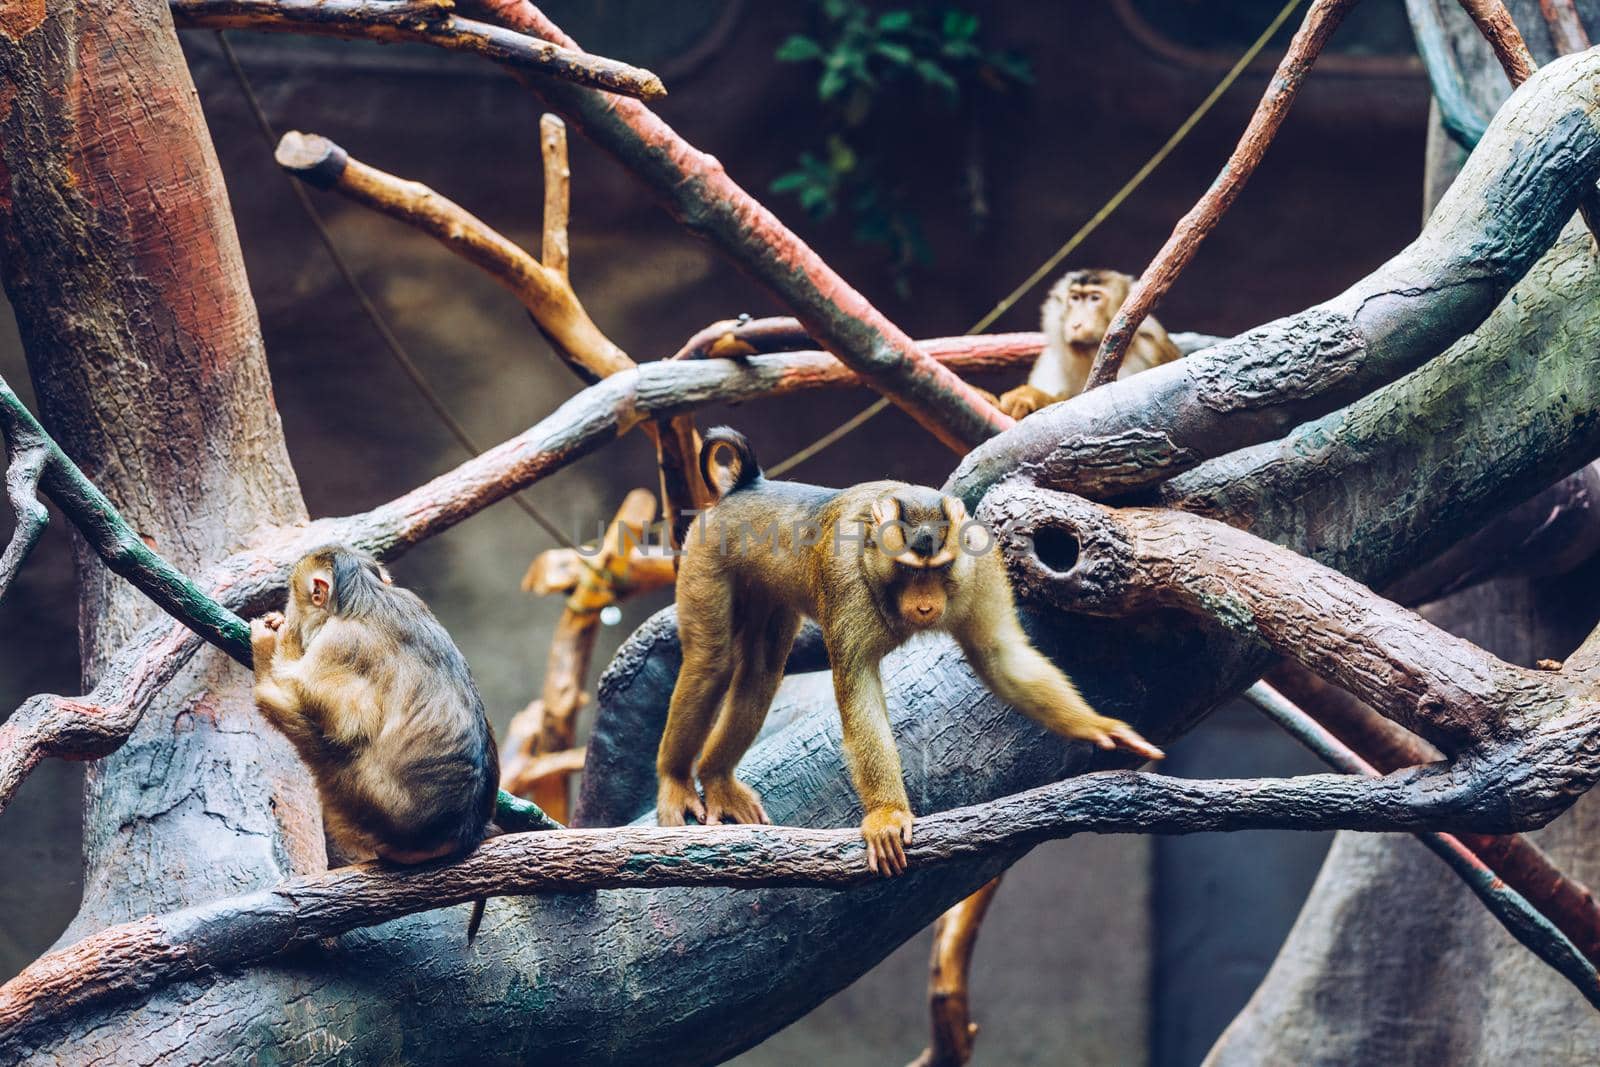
[870,497,906,555]
[308,572,331,608]
[941,496,969,529]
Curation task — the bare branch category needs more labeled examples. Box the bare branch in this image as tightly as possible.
[1540,0,1592,55]
[0,373,249,661]
[1459,0,1540,83]
[0,340,1038,811]
[8,757,1589,1041]
[0,429,47,601]
[910,876,1002,1067]
[1244,681,1600,1004]
[452,1,1012,452]
[1087,0,1358,388]
[540,113,570,276]
[671,316,816,361]
[1266,661,1600,967]
[953,49,1600,505]
[170,0,666,100]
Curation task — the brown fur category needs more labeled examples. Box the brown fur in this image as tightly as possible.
[998,268,1182,418]
[657,430,1162,876]
[251,545,499,934]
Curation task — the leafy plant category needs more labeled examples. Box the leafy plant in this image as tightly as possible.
[772,1,1031,295]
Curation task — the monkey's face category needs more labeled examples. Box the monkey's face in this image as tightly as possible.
[1062,284,1116,348]
[869,491,969,630]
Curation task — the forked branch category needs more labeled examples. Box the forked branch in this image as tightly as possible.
[1087,0,1359,388]
[170,0,666,99]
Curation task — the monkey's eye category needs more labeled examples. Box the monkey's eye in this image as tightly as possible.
[1088,292,1102,302]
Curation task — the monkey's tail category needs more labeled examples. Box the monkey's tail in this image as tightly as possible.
[699,426,762,498]
[467,897,487,942]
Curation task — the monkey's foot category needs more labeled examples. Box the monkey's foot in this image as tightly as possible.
[701,777,769,825]
[1091,718,1164,762]
[861,807,914,876]
[656,776,706,827]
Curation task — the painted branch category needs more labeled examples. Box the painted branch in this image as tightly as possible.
[0,400,48,600]
[522,544,675,596]
[671,316,817,361]
[1461,0,1541,82]
[1243,682,1600,1002]
[275,129,707,522]
[983,485,1562,753]
[275,130,632,380]
[0,373,250,661]
[1409,0,1494,148]
[0,340,1036,818]
[169,0,665,99]
[1086,0,1358,388]
[456,1,1012,453]
[1265,663,1600,966]
[952,48,1600,505]
[1384,463,1600,606]
[1542,0,1594,52]
[540,113,570,276]
[16,744,1600,1043]
[1159,222,1600,593]
[909,876,1003,1067]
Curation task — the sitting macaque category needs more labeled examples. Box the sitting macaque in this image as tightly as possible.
[251,545,499,933]
[998,269,1181,418]
[657,428,1162,876]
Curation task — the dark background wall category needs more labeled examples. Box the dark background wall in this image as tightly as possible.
[0,2,1430,1062]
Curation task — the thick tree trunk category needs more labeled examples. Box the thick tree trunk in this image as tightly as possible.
[0,0,315,932]
[1208,4,1600,1061]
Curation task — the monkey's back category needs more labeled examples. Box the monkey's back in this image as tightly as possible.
[678,477,911,624]
[306,597,498,859]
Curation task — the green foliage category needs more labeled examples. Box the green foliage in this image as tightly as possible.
[772,1,1031,295]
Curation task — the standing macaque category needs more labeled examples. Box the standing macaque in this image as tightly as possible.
[657,429,1162,876]
[251,545,499,933]
[998,269,1182,418]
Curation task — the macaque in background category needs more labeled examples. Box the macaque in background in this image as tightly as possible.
[997,269,1182,418]
[251,545,499,935]
[656,428,1162,875]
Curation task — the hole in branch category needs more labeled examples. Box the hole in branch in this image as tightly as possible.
[1031,526,1080,575]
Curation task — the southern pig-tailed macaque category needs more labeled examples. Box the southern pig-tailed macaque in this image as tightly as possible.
[998,269,1182,419]
[251,545,499,934]
[657,428,1163,875]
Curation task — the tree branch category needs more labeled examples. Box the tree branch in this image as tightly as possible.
[170,0,665,99]
[952,48,1600,505]
[1243,681,1600,1006]
[540,113,570,277]
[0,340,1037,817]
[1087,0,1358,388]
[0,404,48,601]
[986,485,1562,753]
[1460,0,1541,82]
[449,1,1011,452]
[12,751,1596,1042]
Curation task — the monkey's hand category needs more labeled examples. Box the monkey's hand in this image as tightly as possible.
[1088,717,1164,763]
[861,807,914,877]
[262,611,284,631]
[701,776,769,825]
[968,385,1001,409]
[249,615,281,666]
[997,384,1056,420]
[656,776,707,827]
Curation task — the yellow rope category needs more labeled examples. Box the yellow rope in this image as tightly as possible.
[766,0,1303,478]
